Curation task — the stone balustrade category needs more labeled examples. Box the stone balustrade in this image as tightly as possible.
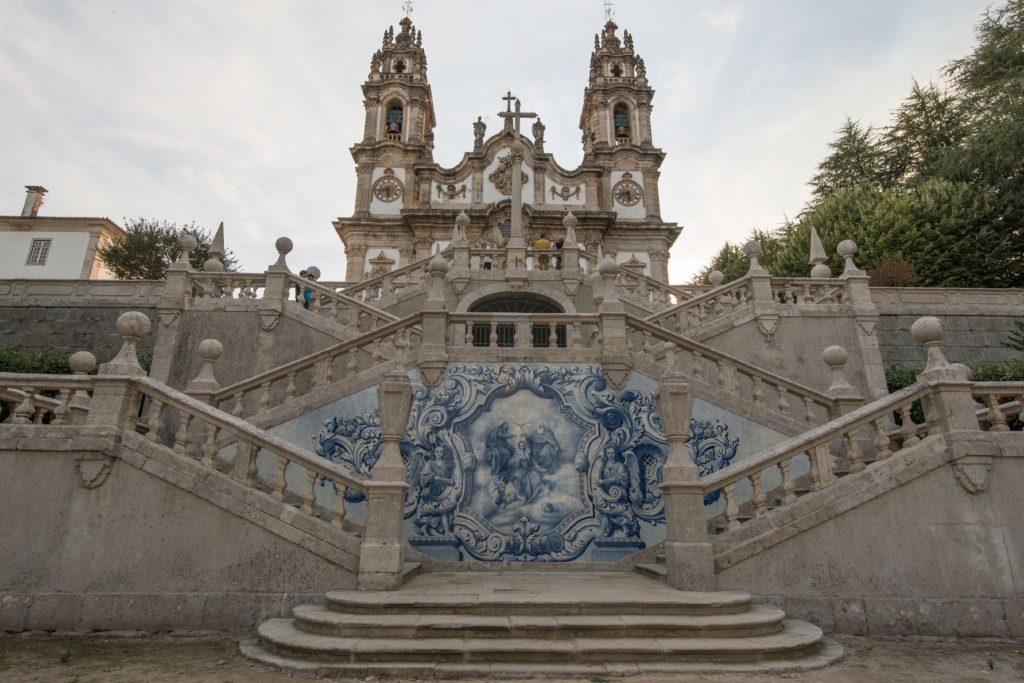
[647,277,753,333]
[212,313,422,419]
[287,273,399,332]
[973,382,1024,431]
[626,315,837,426]
[770,278,847,305]
[188,273,267,300]
[338,250,449,303]
[0,375,91,425]
[701,382,932,533]
[447,313,601,351]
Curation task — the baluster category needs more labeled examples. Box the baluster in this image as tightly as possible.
[808,446,823,491]
[333,483,347,525]
[987,394,1009,431]
[12,387,35,424]
[271,455,288,502]
[33,404,46,424]
[802,397,818,426]
[846,431,865,473]
[201,422,219,466]
[52,388,72,426]
[751,376,765,409]
[778,459,797,505]
[285,371,297,401]
[233,440,255,483]
[146,398,164,442]
[751,471,768,517]
[723,482,741,530]
[872,417,892,459]
[716,360,729,392]
[174,413,192,456]
[465,323,473,346]
[258,382,271,413]
[692,351,704,381]
[349,307,360,328]
[313,358,328,387]
[801,283,813,304]
[570,323,581,349]
[347,348,359,374]
[301,468,317,514]
[489,321,498,348]
[776,386,791,417]
[232,391,245,418]
[372,338,383,363]
[549,322,557,348]
[898,404,920,446]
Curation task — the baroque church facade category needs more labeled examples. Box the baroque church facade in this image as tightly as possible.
[336,16,678,283]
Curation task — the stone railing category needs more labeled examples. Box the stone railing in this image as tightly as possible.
[579,250,691,308]
[338,250,450,302]
[0,376,90,425]
[701,382,932,532]
[0,279,164,305]
[646,276,753,333]
[870,287,1024,311]
[287,273,399,332]
[973,382,1024,431]
[469,248,508,271]
[133,376,366,525]
[447,313,602,351]
[625,315,838,426]
[770,278,846,305]
[211,313,422,419]
[188,272,268,301]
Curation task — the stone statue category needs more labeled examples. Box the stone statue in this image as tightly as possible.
[370,50,382,74]
[532,118,545,145]
[473,116,486,148]
[636,56,646,79]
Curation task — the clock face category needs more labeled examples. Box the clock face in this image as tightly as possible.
[373,176,403,202]
[613,179,643,207]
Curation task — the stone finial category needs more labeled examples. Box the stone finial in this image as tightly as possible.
[911,316,950,373]
[452,211,470,244]
[69,351,96,375]
[743,240,767,275]
[171,232,198,271]
[597,254,620,278]
[589,269,605,305]
[837,239,863,277]
[708,270,724,287]
[562,211,579,248]
[306,266,321,280]
[272,236,293,271]
[99,311,152,377]
[68,350,96,419]
[809,226,831,279]
[822,345,861,399]
[186,338,223,396]
[427,252,449,302]
[429,252,449,275]
[204,222,226,272]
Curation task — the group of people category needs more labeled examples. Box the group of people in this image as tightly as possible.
[533,233,566,270]
[294,267,320,309]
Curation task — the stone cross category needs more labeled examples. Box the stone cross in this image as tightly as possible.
[498,93,537,134]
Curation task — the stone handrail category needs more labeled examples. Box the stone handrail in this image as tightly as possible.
[287,273,399,331]
[625,315,837,425]
[0,374,92,425]
[188,272,267,301]
[870,287,1024,310]
[212,313,422,419]
[645,276,753,330]
[338,249,451,302]
[701,382,934,531]
[770,278,847,305]
[133,375,367,524]
[579,249,692,307]
[468,248,508,271]
[448,313,602,350]
[973,381,1024,431]
[0,279,164,304]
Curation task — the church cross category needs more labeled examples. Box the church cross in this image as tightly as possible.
[502,90,516,112]
[498,93,537,134]
[402,0,414,16]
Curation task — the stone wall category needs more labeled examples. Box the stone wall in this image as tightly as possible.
[0,305,158,361]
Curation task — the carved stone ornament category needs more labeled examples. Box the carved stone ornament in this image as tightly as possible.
[372,168,404,203]
[612,172,643,207]
[259,311,281,332]
[76,453,113,489]
[551,185,581,201]
[159,311,179,327]
[756,315,780,341]
[953,457,992,494]
[857,318,878,336]
[436,183,467,200]
[488,154,529,196]
[562,278,582,296]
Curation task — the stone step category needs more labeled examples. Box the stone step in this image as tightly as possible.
[254,617,828,665]
[291,603,786,639]
[634,562,667,579]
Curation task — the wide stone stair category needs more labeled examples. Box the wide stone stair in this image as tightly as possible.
[241,571,842,678]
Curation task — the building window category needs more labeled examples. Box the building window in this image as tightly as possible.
[385,105,404,139]
[27,238,51,265]
[613,103,632,143]
[498,219,511,240]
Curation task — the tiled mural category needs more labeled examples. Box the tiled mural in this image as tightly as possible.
[280,363,770,564]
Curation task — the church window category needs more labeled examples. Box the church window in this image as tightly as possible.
[611,63,623,77]
[468,296,566,348]
[385,104,404,139]
[26,238,51,265]
[498,219,511,240]
[613,103,632,143]
[394,59,406,73]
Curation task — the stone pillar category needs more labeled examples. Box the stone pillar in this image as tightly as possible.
[649,248,668,285]
[150,233,196,386]
[418,254,449,388]
[823,345,863,417]
[68,351,96,425]
[642,167,661,219]
[185,339,223,405]
[87,312,151,428]
[912,317,979,434]
[560,211,581,295]
[359,368,413,591]
[656,372,715,590]
[448,212,471,295]
[838,240,888,401]
[598,256,630,389]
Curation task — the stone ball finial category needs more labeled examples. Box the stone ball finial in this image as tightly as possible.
[179,233,198,252]
[429,252,450,274]
[116,311,152,340]
[563,211,579,229]
[455,211,470,228]
[708,270,724,286]
[198,338,224,362]
[911,316,944,346]
[810,263,832,279]
[837,239,858,258]
[742,240,762,259]
[822,345,848,369]
[203,257,225,273]
[510,139,526,157]
[597,254,620,277]
[275,236,293,255]
[306,266,321,280]
[68,351,97,375]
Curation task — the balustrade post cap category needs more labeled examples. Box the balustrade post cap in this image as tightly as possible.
[203,257,225,273]
[179,233,198,251]
[198,338,224,361]
[950,362,973,380]
[837,239,858,258]
[68,351,97,374]
[822,345,848,368]
[275,236,294,255]
[116,311,152,339]
[742,240,762,259]
[708,270,724,287]
[597,255,620,277]
[562,211,579,228]
[510,139,526,156]
[911,316,944,346]
[429,252,450,274]
[455,210,470,228]
[810,263,833,279]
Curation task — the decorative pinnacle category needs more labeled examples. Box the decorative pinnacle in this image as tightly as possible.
[604,0,614,23]
[402,0,413,16]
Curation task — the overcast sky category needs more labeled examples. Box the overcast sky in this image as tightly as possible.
[0,0,993,282]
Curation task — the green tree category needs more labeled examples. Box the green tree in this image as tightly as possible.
[98,219,239,280]
[808,118,884,204]
[879,81,967,187]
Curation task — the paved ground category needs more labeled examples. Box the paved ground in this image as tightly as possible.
[0,632,1021,682]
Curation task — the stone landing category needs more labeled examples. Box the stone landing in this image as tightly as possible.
[240,571,843,678]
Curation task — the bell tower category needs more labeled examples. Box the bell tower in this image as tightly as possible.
[579,21,654,149]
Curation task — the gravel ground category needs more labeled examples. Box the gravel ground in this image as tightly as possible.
[0,632,1022,682]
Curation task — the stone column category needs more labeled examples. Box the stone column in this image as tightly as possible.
[598,256,630,389]
[642,168,661,219]
[87,312,151,428]
[912,317,979,434]
[358,367,413,591]
[150,233,196,386]
[418,254,449,388]
[656,372,715,590]
[838,240,888,401]
[448,212,471,294]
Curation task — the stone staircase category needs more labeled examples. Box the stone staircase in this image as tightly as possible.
[241,571,842,677]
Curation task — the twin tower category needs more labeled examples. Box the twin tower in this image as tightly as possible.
[334,16,680,284]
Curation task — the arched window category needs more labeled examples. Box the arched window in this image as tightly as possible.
[611,63,623,77]
[467,295,566,348]
[394,59,406,73]
[385,104,404,139]
[613,103,631,143]
[498,219,511,240]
